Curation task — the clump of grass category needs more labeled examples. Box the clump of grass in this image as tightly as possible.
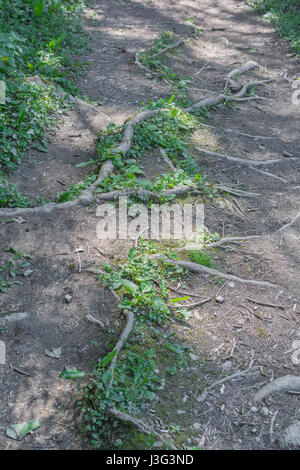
[188,250,217,269]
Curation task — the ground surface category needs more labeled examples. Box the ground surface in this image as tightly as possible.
[0,0,300,450]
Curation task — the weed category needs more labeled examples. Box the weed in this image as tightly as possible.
[0,247,32,292]
[188,250,217,269]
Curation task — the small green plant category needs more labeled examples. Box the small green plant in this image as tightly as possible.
[0,0,89,206]
[188,250,217,269]
[0,247,32,292]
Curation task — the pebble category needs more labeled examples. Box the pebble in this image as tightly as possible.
[193,423,202,431]
[23,269,33,277]
[216,295,224,304]
[65,294,72,303]
[260,407,269,417]
[250,406,258,413]
[228,281,235,288]
[177,409,186,415]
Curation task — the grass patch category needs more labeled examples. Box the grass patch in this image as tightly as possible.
[188,250,217,269]
[249,0,300,54]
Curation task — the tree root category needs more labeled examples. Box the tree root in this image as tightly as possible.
[151,254,276,287]
[159,148,177,171]
[96,186,204,203]
[108,309,134,390]
[276,210,300,233]
[196,147,298,167]
[108,408,177,450]
[0,60,276,219]
[225,61,259,89]
[214,184,260,197]
[254,375,300,402]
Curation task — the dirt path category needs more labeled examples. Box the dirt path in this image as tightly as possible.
[1,0,300,450]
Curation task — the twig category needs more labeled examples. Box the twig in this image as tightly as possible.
[246,297,288,310]
[86,314,105,328]
[270,410,278,442]
[196,147,298,167]
[170,297,211,309]
[197,350,255,401]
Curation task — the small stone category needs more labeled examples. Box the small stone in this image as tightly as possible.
[251,428,257,433]
[251,406,258,413]
[23,269,33,277]
[260,406,269,417]
[228,281,235,288]
[177,409,186,415]
[190,353,199,361]
[216,295,224,304]
[145,73,152,78]
[65,295,72,303]
[193,422,202,431]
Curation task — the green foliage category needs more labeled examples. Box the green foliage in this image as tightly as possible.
[139,32,186,84]
[0,247,32,292]
[56,174,97,202]
[249,0,300,53]
[188,250,217,269]
[101,244,185,325]
[0,0,88,205]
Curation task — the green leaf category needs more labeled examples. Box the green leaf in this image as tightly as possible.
[59,368,85,380]
[76,160,95,168]
[120,279,139,296]
[171,296,190,303]
[6,418,41,440]
[99,350,117,368]
[34,0,45,17]
[102,369,112,387]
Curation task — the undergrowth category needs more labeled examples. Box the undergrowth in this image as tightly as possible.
[248,0,300,54]
[62,242,197,449]
[0,0,89,206]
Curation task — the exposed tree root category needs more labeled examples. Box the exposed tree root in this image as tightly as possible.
[151,254,276,287]
[159,148,177,171]
[214,184,260,197]
[196,147,298,167]
[225,61,259,89]
[108,408,177,450]
[175,234,262,252]
[234,79,273,98]
[276,210,300,233]
[254,375,300,402]
[108,309,134,390]
[0,60,275,218]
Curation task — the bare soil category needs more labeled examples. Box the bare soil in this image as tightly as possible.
[1,0,300,450]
